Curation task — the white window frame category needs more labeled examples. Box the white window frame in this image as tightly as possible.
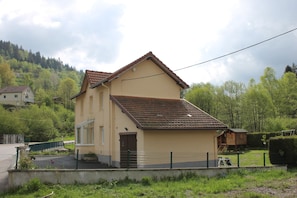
[76,120,94,145]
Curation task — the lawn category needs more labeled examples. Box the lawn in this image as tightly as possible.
[219,149,272,167]
[4,149,295,198]
[2,168,296,197]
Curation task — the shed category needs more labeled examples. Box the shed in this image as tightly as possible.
[217,128,247,152]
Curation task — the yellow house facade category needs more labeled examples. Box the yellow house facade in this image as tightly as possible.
[72,52,227,168]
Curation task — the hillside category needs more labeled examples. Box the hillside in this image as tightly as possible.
[0,40,84,141]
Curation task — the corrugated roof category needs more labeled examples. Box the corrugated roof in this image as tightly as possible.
[0,86,29,93]
[229,128,248,133]
[111,95,227,130]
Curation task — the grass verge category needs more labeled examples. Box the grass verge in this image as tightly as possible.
[2,168,296,198]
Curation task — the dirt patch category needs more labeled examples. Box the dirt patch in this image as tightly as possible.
[226,177,297,197]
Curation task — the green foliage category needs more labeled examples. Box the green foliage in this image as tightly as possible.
[20,178,43,194]
[247,132,280,148]
[2,169,296,197]
[185,66,297,133]
[19,157,35,170]
[269,136,297,166]
[141,176,152,186]
[0,40,82,142]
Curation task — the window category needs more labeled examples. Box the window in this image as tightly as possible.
[76,120,94,145]
[80,98,84,116]
[99,92,104,110]
[89,95,93,113]
[3,95,6,98]
[100,126,104,145]
[15,95,18,98]
[76,127,81,144]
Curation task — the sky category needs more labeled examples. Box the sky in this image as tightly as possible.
[0,0,297,86]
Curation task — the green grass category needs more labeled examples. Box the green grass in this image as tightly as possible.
[2,169,296,198]
[219,149,272,167]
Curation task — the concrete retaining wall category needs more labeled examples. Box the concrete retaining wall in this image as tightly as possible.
[8,166,286,189]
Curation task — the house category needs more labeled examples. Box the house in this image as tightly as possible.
[0,86,34,106]
[217,128,247,152]
[72,52,227,168]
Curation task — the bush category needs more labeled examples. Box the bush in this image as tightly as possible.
[269,136,297,166]
[19,157,35,169]
[247,132,280,148]
[21,178,43,193]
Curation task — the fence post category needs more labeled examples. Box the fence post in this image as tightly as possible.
[15,147,19,170]
[127,149,130,169]
[206,152,209,168]
[263,153,266,167]
[76,149,79,169]
[170,152,173,169]
[237,152,240,168]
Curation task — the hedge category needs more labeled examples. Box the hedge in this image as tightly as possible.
[247,132,281,148]
[269,136,297,166]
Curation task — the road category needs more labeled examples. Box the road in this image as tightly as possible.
[0,143,24,193]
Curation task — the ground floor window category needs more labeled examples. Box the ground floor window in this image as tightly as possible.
[76,120,94,145]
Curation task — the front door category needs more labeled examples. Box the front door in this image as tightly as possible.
[120,133,137,168]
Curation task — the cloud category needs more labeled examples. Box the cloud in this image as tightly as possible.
[0,0,123,68]
[1,0,297,85]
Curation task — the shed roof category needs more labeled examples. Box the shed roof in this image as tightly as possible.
[228,128,248,133]
[111,95,227,130]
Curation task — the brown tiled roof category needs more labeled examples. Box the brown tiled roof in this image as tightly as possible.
[111,95,227,130]
[92,51,189,89]
[71,70,111,99]
[86,70,112,86]
[0,86,29,93]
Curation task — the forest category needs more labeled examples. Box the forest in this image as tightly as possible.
[0,40,296,142]
[185,65,297,132]
[0,40,83,141]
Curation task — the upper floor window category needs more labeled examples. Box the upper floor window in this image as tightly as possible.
[89,95,93,113]
[99,92,104,111]
[3,95,6,98]
[15,95,18,98]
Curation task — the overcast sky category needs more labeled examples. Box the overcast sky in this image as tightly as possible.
[1,0,297,86]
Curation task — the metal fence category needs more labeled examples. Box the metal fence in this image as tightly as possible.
[28,141,64,152]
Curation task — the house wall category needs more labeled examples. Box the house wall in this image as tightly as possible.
[74,84,112,165]
[0,88,34,106]
[111,103,144,167]
[110,60,182,99]
[142,130,218,167]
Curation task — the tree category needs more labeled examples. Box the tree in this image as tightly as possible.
[0,61,16,87]
[242,80,275,132]
[58,78,78,110]
[185,83,216,114]
[216,81,245,128]
[277,72,297,118]
[260,67,279,117]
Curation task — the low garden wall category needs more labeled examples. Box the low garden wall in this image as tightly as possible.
[8,166,286,189]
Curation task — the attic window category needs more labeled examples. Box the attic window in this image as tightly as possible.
[187,114,192,117]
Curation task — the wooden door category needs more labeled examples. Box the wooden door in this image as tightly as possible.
[120,134,137,168]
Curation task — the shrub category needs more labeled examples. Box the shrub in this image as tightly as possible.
[141,177,152,186]
[269,136,297,166]
[247,132,280,148]
[19,157,35,169]
[21,178,43,193]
